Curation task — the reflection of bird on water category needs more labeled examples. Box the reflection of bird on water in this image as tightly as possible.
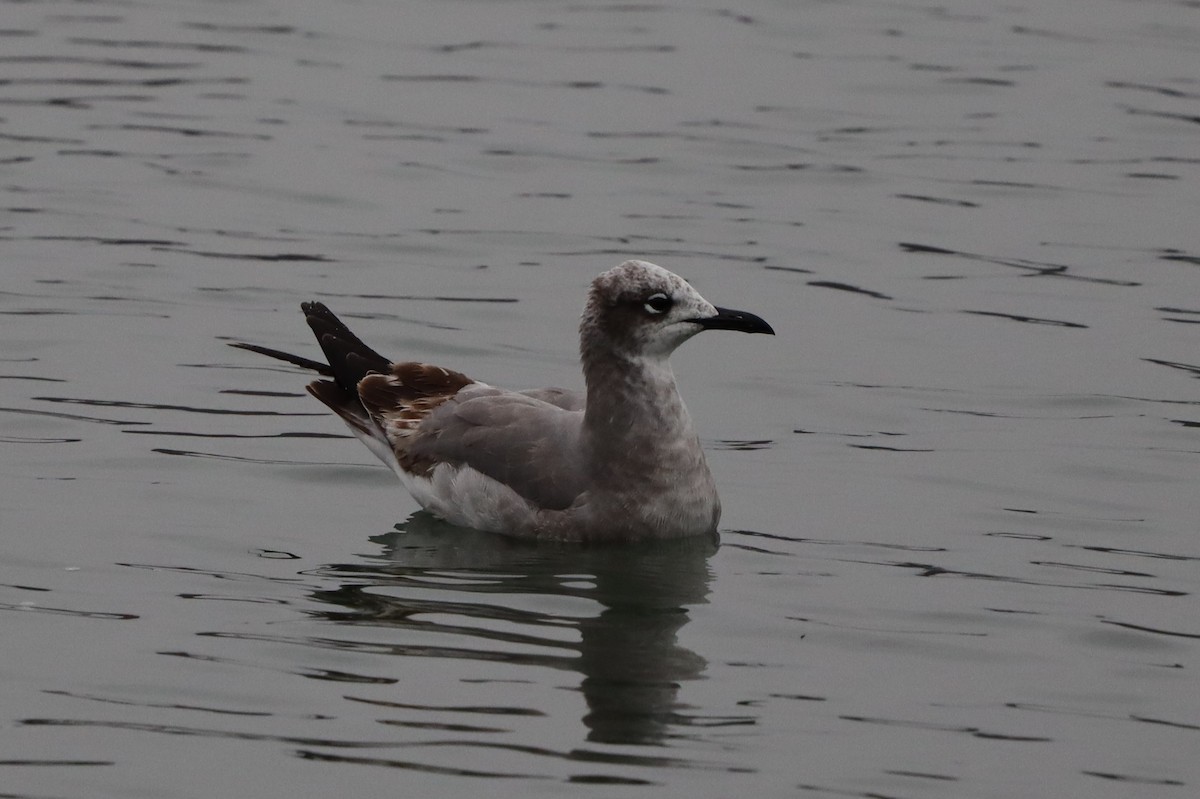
[310,512,719,746]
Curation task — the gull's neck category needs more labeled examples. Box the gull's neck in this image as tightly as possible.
[574,310,721,536]
[577,339,719,539]
[581,347,699,470]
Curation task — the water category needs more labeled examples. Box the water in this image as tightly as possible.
[3,0,1198,796]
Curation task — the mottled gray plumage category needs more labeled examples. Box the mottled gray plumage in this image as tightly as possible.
[401,384,588,511]
[231,260,773,541]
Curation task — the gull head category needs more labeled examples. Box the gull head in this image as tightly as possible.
[581,260,774,361]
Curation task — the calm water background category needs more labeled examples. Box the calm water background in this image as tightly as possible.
[2,0,1198,796]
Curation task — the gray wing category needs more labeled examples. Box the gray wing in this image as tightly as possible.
[406,386,588,510]
[519,386,585,412]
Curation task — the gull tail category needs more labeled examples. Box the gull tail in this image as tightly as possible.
[299,301,391,390]
[230,303,478,476]
[229,302,393,455]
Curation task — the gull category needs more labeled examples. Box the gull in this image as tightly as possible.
[232,260,773,541]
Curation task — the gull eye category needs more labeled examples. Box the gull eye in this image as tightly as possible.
[643,293,673,315]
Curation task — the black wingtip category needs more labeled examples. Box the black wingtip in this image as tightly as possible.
[228,302,395,381]
[228,341,335,375]
[301,302,392,390]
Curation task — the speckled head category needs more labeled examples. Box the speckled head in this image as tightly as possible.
[580,260,774,362]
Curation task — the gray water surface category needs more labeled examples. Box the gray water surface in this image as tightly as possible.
[3,0,1198,796]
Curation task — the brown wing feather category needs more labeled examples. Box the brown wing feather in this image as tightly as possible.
[356,363,475,475]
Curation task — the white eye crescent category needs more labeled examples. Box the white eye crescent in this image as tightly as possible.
[643,293,673,315]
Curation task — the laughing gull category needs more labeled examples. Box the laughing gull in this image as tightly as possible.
[232,260,773,541]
